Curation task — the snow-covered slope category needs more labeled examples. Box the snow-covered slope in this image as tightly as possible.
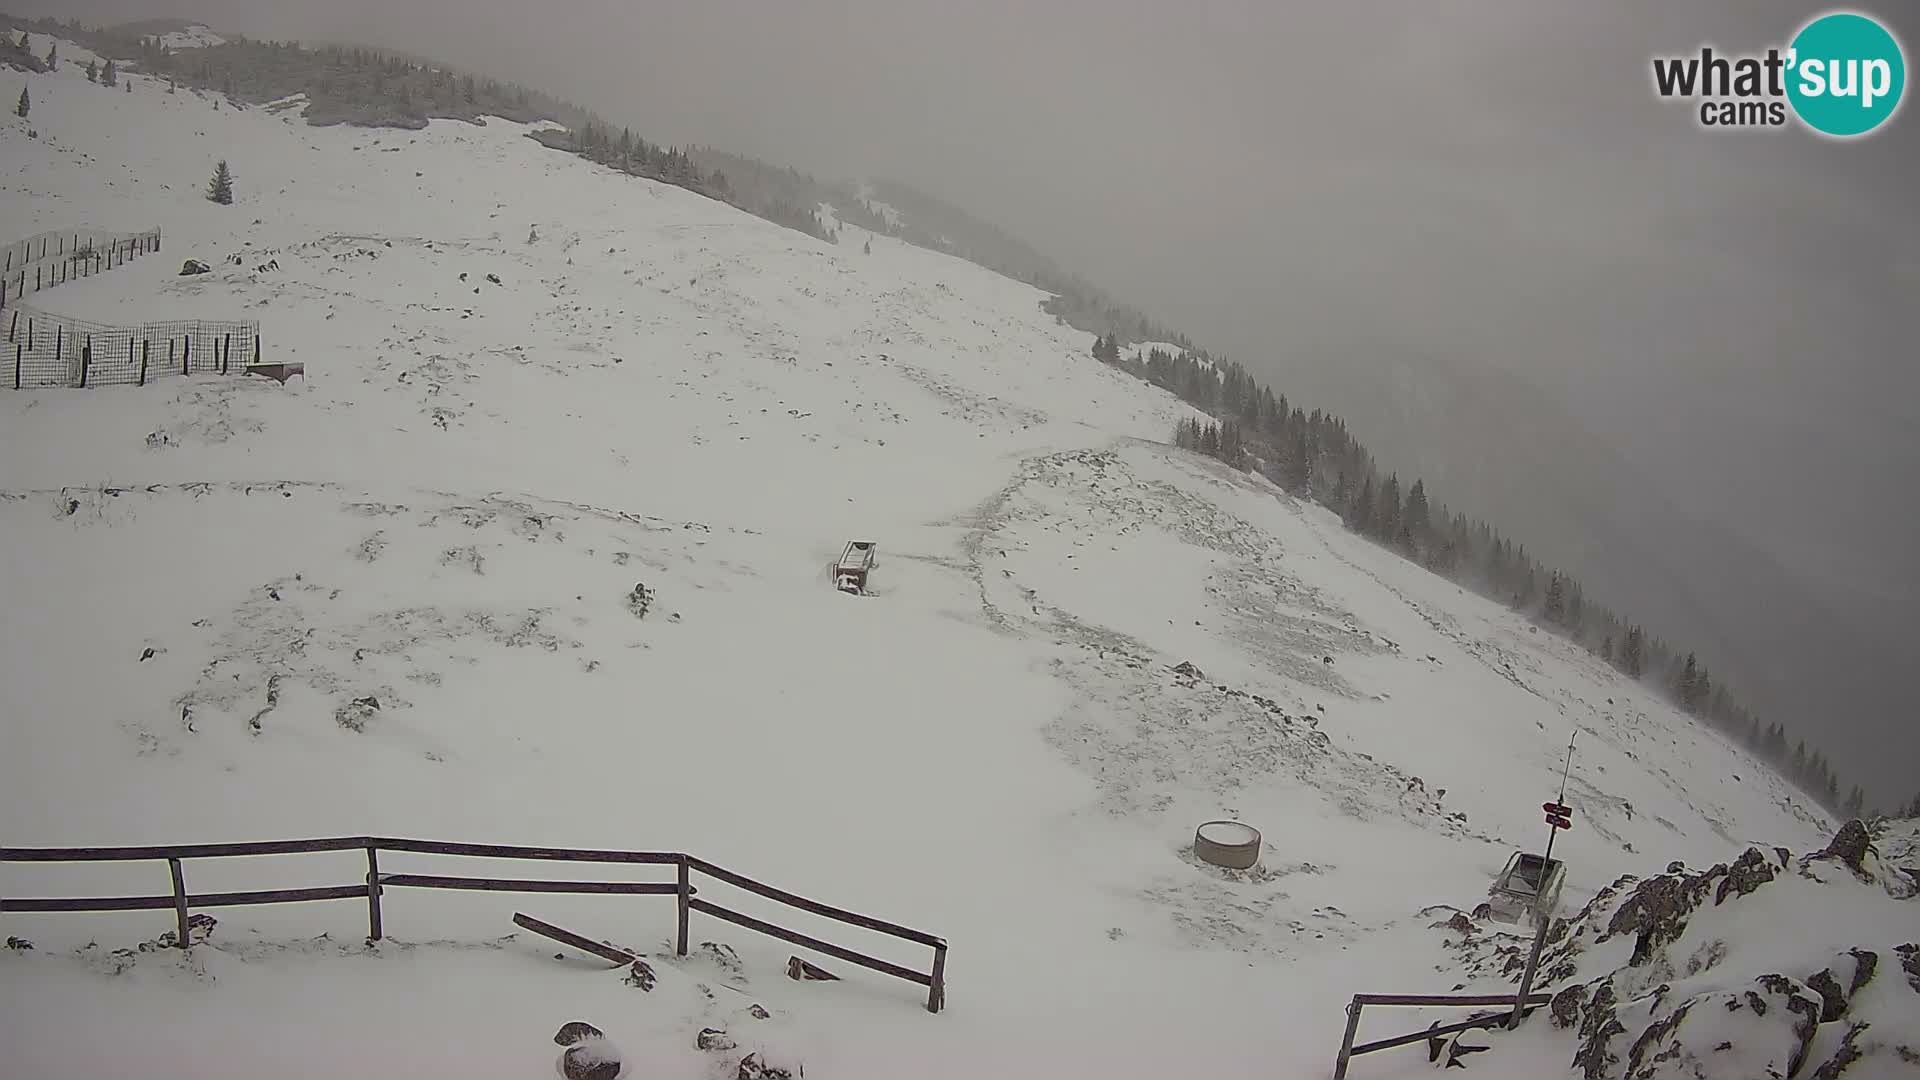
[156,25,225,51]
[3,42,1898,1080]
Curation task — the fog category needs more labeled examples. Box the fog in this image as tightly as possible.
[21,0,1918,803]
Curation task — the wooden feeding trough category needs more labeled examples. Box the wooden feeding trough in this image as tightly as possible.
[834,541,877,595]
[1194,820,1262,869]
[1481,852,1565,926]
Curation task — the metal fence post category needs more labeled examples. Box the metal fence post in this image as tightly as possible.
[139,339,149,386]
[79,343,90,388]
[167,858,191,949]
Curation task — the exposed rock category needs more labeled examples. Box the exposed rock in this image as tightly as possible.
[1711,847,1777,905]
[179,259,211,275]
[1846,949,1879,997]
[623,958,656,991]
[699,941,744,976]
[697,1028,737,1052]
[1809,969,1848,1023]
[1551,984,1587,1029]
[1171,660,1205,681]
[334,694,380,732]
[748,1004,770,1020]
[1811,820,1877,880]
[1572,979,1626,1080]
[1809,1022,1869,1080]
[560,1041,620,1080]
[553,1022,604,1046]
[1607,872,1711,967]
[737,1052,802,1080]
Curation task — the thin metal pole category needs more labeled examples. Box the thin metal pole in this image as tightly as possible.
[1544,732,1574,866]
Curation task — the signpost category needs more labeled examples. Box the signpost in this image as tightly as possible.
[1510,733,1577,1029]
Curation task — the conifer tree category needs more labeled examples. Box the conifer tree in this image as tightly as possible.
[102,59,117,87]
[1544,573,1567,624]
[86,59,98,83]
[14,85,27,119]
[206,160,235,205]
[1843,785,1865,819]
[46,41,57,70]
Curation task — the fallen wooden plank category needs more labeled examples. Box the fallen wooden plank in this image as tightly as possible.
[512,912,634,966]
[788,955,840,981]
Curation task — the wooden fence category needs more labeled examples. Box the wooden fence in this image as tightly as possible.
[0,836,947,1013]
[0,228,163,310]
[1331,992,1552,1077]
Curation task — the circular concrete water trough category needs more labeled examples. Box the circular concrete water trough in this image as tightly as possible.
[1194,820,1262,869]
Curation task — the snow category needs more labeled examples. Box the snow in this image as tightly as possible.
[0,37,1894,1080]
[156,26,226,51]
[1196,821,1260,847]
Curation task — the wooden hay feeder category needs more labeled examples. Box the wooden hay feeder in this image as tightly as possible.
[834,541,877,594]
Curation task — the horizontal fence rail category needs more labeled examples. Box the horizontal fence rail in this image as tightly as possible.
[0,836,947,1012]
[1332,992,1553,1078]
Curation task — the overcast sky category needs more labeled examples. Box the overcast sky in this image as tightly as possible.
[20,0,1918,803]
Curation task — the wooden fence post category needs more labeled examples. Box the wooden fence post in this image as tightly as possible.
[676,856,690,957]
[365,846,384,941]
[79,343,90,388]
[1332,998,1363,1080]
[253,334,261,366]
[223,333,232,374]
[928,943,947,1014]
[139,339,149,386]
[13,341,20,390]
[7,310,14,342]
[53,324,61,367]
[184,335,192,375]
[167,858,191,950]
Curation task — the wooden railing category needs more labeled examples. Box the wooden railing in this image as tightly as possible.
[1331,992,1551,1077]
[0,836,946,1013]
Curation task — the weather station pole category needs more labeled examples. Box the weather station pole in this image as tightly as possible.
[1510,732,1576,1030]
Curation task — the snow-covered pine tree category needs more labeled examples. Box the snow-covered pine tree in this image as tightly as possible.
[1544,573,1567,625]
[14,85,27,119]
[86,59,98,83]
[102,60,117,87]
[207,160,235,205]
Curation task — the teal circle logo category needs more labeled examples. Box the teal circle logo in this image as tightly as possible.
[1787,12,1905,136]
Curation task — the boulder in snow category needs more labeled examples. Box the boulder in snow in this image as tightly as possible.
[179,259,211,276]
